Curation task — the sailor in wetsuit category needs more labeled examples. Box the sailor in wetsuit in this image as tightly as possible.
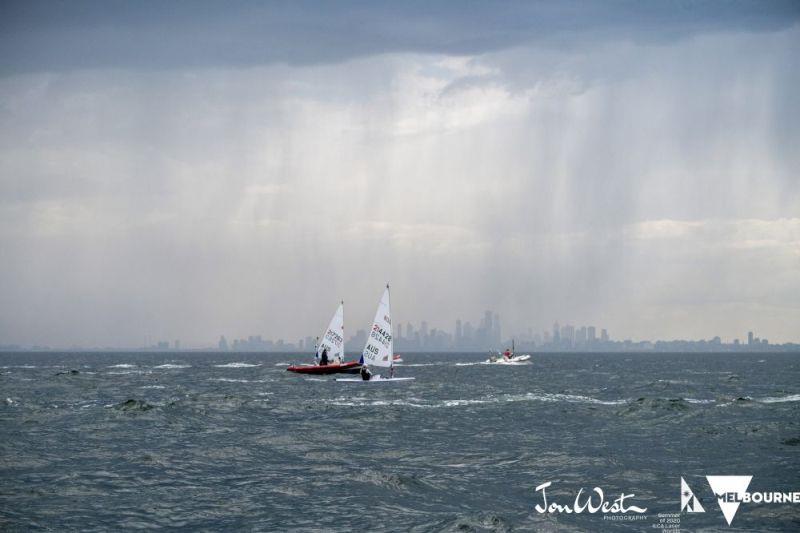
[320,348,329,366]
[360,365,372,381]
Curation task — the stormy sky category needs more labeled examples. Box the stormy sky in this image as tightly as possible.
[1,1,799,347]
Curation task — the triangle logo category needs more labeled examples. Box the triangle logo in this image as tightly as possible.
[706,475,752,525]
[681,477,705,513]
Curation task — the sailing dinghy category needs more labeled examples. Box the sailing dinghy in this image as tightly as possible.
[337,284,414,382]
[287,302,362,375]
[485,339,531,364]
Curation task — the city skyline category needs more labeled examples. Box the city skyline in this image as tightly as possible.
[2,307,795,352]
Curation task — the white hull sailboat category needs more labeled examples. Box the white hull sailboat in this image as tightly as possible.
[337,284,414,383]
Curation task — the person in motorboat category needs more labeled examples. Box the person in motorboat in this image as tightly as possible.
[360,365,372,381]
[320,348,329,366]
[503,348,512,361]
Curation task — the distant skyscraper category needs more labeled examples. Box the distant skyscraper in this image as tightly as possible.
[463,321,474,345]
[561,324,575,347]
[218,335,228,350]
[455,319,463,346]
[576,326,587,345]
[748,331,754,345]
[397,323,403,340]
[587,326,596,344]
[601,329,609,342]
[553,322,560,343]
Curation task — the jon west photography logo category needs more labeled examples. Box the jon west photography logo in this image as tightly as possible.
[534,481,647,515]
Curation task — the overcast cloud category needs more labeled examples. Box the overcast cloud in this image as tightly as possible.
[1,1,798,347]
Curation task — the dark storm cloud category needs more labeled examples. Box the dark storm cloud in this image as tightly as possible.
[1,0,798,74]
[0,2,798,347]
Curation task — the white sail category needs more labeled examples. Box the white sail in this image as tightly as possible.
[316,302,344,363]
[362,285,393,368]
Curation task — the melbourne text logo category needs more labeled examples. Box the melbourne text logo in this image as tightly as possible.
[703,475,800,526]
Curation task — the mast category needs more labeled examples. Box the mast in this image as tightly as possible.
[386,281,394,378]
[387,283,393,372]
[340,299,345,361]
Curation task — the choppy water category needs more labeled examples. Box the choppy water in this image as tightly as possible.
[1,351,799,531]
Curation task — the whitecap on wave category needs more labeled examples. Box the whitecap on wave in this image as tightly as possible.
[213,362,261,368]
[331,399,431,408]
[153,364,191,369]
[505,392,627,406]
[208,377,271,383]
[107,364,136,368]
[758,393,800,404]
[442,399,494,407]
[327,391,627,409]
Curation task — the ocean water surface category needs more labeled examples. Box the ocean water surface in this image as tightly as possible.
[1,351,798,531]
